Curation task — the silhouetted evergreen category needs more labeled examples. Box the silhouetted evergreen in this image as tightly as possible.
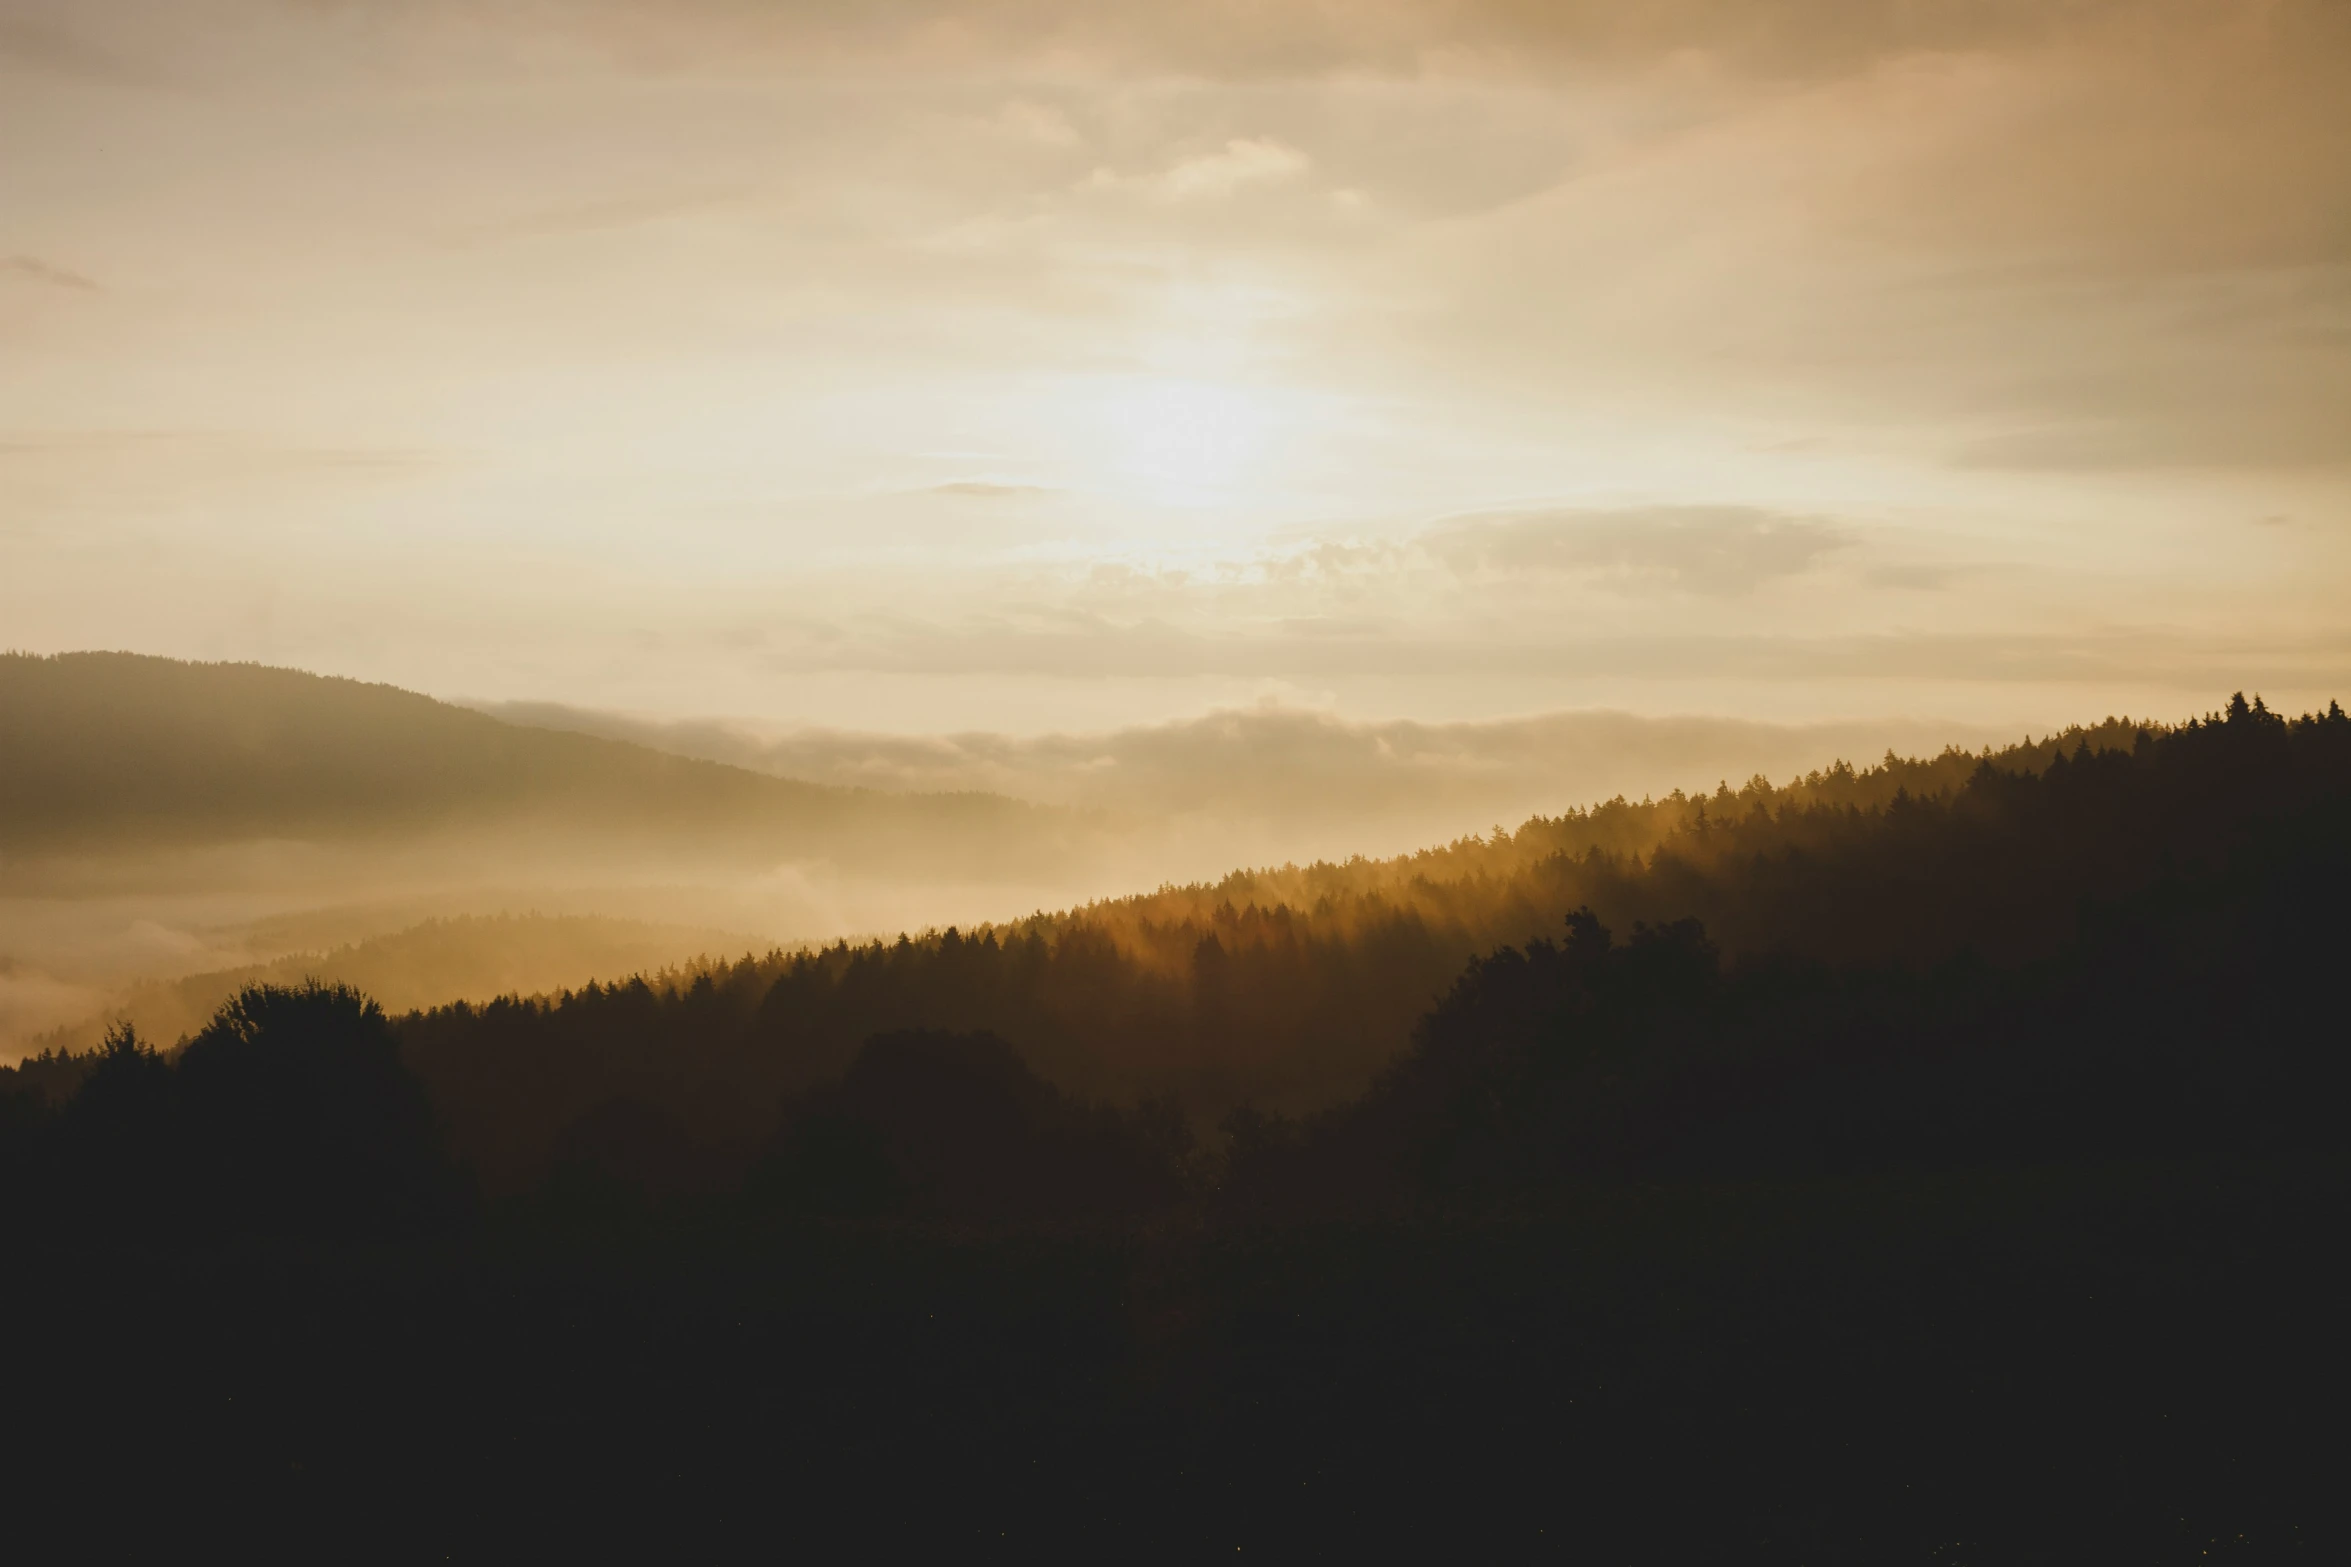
[13,982,462,1242]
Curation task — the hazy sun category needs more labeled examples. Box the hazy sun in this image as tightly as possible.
[1087,376,1281,507]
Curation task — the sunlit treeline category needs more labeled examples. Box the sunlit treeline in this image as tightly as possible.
[1031,712,2159,963]
[375,702,2322,1193]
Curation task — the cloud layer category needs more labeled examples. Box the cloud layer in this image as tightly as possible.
[1429,507,1851,595]
[2,0,2345,736]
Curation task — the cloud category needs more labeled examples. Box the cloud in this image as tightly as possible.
[0,12,156,86]
[1428,506,1852,594]
[441,188,750,246]
[1,254,98,291]
[1159,137,1310,199]
[1866,563,1966,591]
[926,481,1056,498]
[994,99,1080,146]
[325,1,2330,88]
[0,429,442,469]
[1949,402,2351,473]
[6,0,2344,738]
[548,604,2351,693]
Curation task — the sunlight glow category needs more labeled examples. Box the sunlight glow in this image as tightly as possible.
[1087,377,1284,507]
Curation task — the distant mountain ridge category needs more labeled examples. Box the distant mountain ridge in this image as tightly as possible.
[466,695,2018,870]
[0,652,1089,876]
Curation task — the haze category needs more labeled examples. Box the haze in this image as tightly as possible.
[6,0,2345,735]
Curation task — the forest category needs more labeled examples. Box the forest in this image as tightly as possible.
[3,693,2344,1558]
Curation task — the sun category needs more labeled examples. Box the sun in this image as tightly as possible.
[1086,376,1282,508]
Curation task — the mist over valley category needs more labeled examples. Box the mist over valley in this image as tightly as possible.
[5,649,2014,1060]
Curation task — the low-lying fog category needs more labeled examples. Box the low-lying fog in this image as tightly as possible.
[5,698,2016,1061]
[474,700,2007,869]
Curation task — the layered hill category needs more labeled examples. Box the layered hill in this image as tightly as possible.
[0,651,1101,880]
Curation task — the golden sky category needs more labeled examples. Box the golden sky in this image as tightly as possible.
[4,0,2347,734]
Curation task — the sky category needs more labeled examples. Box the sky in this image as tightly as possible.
[4,0,2348,738]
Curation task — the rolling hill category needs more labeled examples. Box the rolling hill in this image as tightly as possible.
[0,651,1091,873]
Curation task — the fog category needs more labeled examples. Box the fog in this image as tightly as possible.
[4,651,2033,1060]
[477,698,2015,866]
[0,830,1144,1060]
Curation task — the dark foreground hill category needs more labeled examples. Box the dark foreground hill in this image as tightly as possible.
[3,694,2345,1557]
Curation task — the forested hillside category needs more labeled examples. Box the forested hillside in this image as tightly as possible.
[387,706,2221,1191]
[5,694,2344,1558]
